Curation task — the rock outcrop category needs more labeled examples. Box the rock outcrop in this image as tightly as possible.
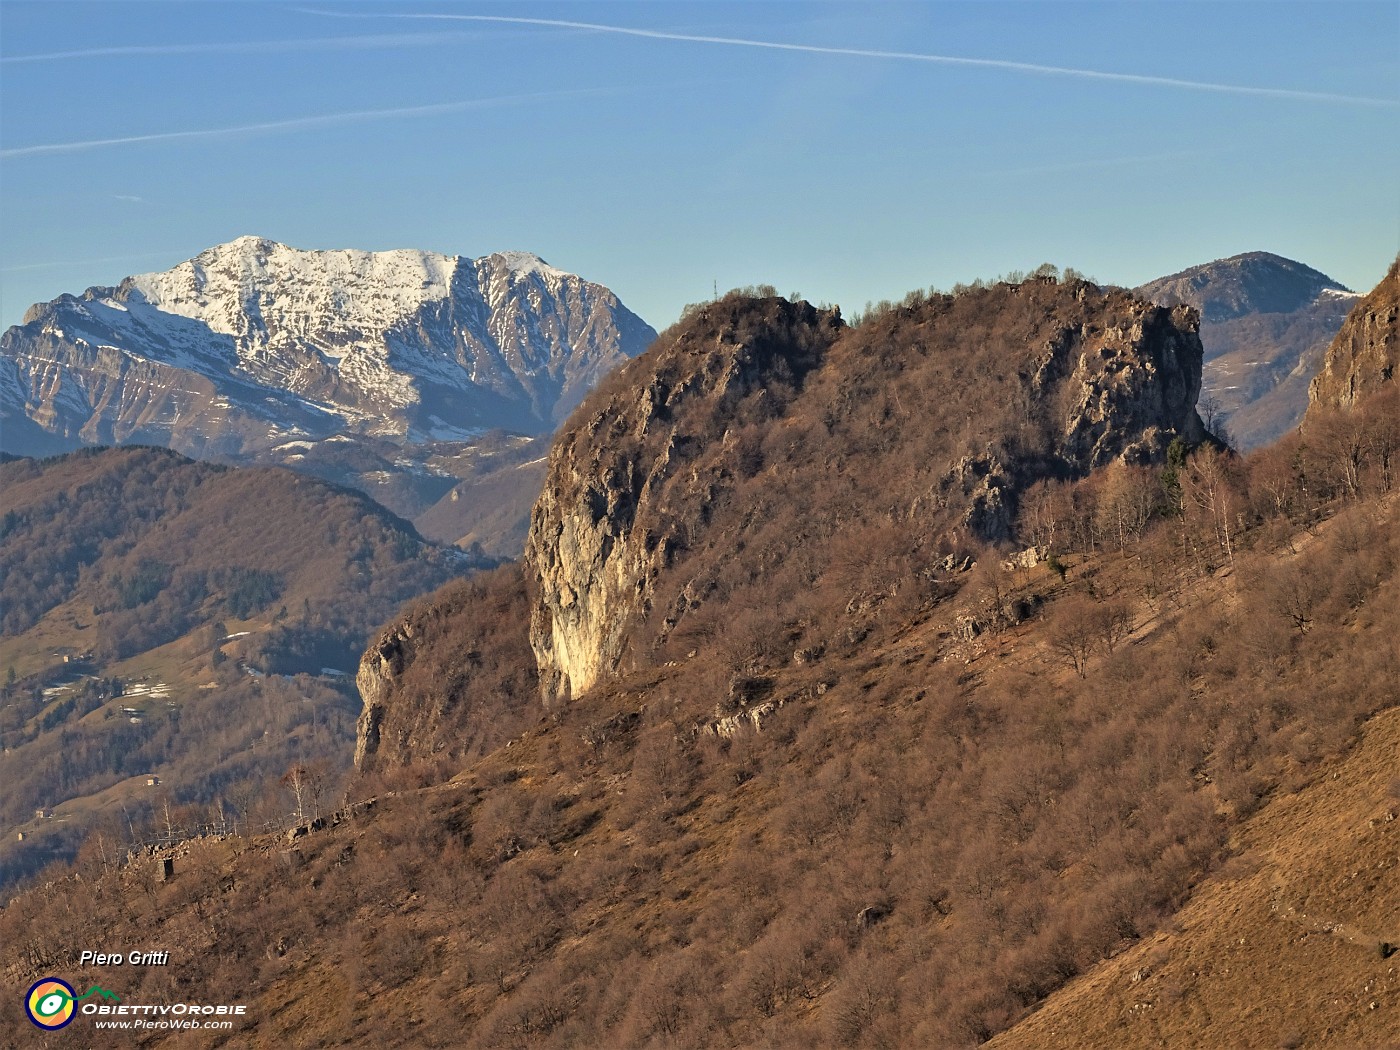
[525,297,840,701]
[352,567,537,774]
[1307,257,1400,413]
[354,621,416,772]
[355,279,1207,756]
[1135,252,1358,450]
[524,280,1205,704]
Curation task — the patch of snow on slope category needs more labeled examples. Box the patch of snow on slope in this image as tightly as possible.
[491,251,570,280]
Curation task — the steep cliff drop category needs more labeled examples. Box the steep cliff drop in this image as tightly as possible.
[524,297,841,702]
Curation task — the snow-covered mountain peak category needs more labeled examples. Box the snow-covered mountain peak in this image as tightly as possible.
[127,238,465,338]
[486,250,571,281]
[3,238,658,460]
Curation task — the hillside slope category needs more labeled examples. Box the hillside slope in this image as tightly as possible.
[990,695,1400,1050]
[1308,255,1400,413]
[527,280,1203,702]
[0,446,474,888]
[4,459,1397,1049]
[4,282,1397,1048]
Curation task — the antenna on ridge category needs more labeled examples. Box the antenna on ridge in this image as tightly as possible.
[713,279,718,301]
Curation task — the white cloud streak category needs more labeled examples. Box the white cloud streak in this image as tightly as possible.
[0,90,603,159]
[0,31,482,64]
[304,9,1398,109]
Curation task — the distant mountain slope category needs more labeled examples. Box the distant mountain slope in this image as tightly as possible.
[0,446,476,888]
[1135,252,1350,323]
[411,434,551,557]
[1136,252,1358,450]
[0,237,656,551]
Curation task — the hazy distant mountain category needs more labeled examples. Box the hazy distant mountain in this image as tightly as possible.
[1136,252,1358,449]
[0,237,656,545]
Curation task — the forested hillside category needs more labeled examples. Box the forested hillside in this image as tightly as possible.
[0,447,475,887]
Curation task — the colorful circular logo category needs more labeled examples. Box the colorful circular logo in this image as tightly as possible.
[26,978,76,1030]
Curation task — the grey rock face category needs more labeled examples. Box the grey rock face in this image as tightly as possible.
[1308,258,1400,413]
[354,621,416,772]
[526,297,837,702]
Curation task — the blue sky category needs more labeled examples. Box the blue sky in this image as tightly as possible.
[1,1,1396,331]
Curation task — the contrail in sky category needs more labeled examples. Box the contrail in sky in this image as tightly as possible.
[0,90,602,159]
[303,8,1399,109]
[0,31,483,64]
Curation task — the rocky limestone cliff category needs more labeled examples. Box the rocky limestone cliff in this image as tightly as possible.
[524,297,840,701]
[1308,257,1399,412]
[524,280,1205,703]
[355,621,415,771]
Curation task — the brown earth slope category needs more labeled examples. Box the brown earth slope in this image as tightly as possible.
[0,446,474,889]
[989,701,1400,1050]
[3,284,1397,1049]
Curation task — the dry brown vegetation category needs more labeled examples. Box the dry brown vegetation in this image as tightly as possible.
[538,279,1201,706]
[2,289,1397,1048]
[356,565,539,775]
[0,446,475,887]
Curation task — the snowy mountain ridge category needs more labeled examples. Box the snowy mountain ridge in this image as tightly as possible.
[2,236,657,455]
[0,237,655,545]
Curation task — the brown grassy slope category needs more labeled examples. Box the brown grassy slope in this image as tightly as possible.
[988,703,1400,1050]
[4,475,1399,1049]
[355,565,539,773]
